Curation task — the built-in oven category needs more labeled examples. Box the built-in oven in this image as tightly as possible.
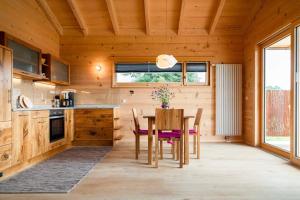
[49,109,65,143]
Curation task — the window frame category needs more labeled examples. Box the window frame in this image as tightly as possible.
[183,61,210,86]
[112,60,210,88]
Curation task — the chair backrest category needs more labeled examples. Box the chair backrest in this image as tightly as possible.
[194,108,203,127]
[155,108,184,131]
[132,108,140,131]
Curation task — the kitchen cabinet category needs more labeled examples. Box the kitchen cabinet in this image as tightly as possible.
[12,112,32,166]
[65,109,74,144]
[0,144,12,171]
[31,112,49,157]
[0,32,43,80]
[41,54,70,85]
[0,122,12,171]
[0,45,12,172]
[74,108,121,146]
[0,45,12,122]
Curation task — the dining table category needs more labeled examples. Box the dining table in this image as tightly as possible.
[143,114,194,166]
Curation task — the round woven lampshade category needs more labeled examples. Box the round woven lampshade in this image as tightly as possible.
[156,54,177,69]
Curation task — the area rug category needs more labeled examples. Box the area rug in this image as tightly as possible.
[0,146,111,193]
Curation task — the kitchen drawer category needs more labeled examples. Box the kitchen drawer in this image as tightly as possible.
[31,110,49,119]
[0,144,12,171]
[75,127,113,140]
[15,111,30,117]
[75,109,113,117]
[0,121,12,146]
[75,117,113,128]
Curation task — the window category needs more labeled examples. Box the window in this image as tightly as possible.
[113,61,209,87]
[185,62,209,85]
[115,63,182,84]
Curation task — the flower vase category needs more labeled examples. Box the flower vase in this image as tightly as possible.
[161,102,169,109]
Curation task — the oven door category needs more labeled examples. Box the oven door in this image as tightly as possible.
[50,116,65,142]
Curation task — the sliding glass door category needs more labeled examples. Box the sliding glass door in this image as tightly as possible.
[296,26,300,158]
[263,34,291,153]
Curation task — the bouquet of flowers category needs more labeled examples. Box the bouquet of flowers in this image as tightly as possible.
[151,86,175,108]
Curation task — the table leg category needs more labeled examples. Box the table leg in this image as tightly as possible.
[184,118,189,165]
[148,118,153,165]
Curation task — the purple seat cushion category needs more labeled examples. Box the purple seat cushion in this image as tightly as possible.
[158,131,181,139]
[172,129,196,135]
[133,129,151,135]
[133,129,163,135]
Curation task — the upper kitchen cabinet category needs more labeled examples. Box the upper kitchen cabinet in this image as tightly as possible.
[42,54,70,85]
[0,32,43,80]
[0,45,12,122]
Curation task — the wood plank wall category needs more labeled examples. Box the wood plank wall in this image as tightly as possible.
[243,0,300,146]
[0,0,60,56]
[61,35,244,141]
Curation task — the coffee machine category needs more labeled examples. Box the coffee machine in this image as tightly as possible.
[60,91,75,107]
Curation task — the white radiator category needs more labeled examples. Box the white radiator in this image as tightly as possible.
[216,64,242,136]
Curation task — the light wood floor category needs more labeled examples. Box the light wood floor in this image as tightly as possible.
[1,135,300,200]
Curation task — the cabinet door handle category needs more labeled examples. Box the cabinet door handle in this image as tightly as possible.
[89,131,96,136]
[1,153,9,160]
[23,128,29,137]
[8,89,11,103]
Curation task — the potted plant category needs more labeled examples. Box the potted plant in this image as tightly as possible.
[151,86,175,109]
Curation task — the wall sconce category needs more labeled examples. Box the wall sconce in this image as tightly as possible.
[96,64,102,87]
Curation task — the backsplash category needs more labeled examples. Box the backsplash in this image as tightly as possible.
[12,78,60,109]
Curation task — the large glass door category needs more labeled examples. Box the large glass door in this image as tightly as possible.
[296,26,300,158]
[263,34,291,153]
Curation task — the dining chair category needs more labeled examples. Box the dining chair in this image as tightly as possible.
[191,108,203,159]
[132,108,149,160]
[154,108,184,168]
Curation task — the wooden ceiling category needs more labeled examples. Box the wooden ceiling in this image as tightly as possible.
[36,0,260,36]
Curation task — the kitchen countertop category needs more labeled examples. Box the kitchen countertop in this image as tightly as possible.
[12,104,120,111]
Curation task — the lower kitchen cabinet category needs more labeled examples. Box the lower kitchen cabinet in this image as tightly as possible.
[0,121,12,147]
[0,144,12,171]
[31,112,49,158]
[12,112,31,165]
[11,110,49,166]
[0,122,12,171]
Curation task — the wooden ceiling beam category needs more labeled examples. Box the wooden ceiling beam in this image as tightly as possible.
[105,0,120,35]
[177,0,186,35]
[144,0,150,35]
[67,0,88,36]
[35,0,64,35]
[208,0,226,35]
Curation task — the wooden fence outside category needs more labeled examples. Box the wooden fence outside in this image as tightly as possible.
[265,90,290,137]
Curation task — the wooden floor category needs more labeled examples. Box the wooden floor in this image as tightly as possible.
[1,135,300,200]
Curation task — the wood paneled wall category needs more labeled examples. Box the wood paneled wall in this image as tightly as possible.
[61,35,244,141]
[0,0,60,56]
[243,0,300,146]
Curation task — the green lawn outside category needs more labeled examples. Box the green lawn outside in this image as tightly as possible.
[265,136,290,142]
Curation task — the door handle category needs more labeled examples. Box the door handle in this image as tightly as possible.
[8,89,11,103]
